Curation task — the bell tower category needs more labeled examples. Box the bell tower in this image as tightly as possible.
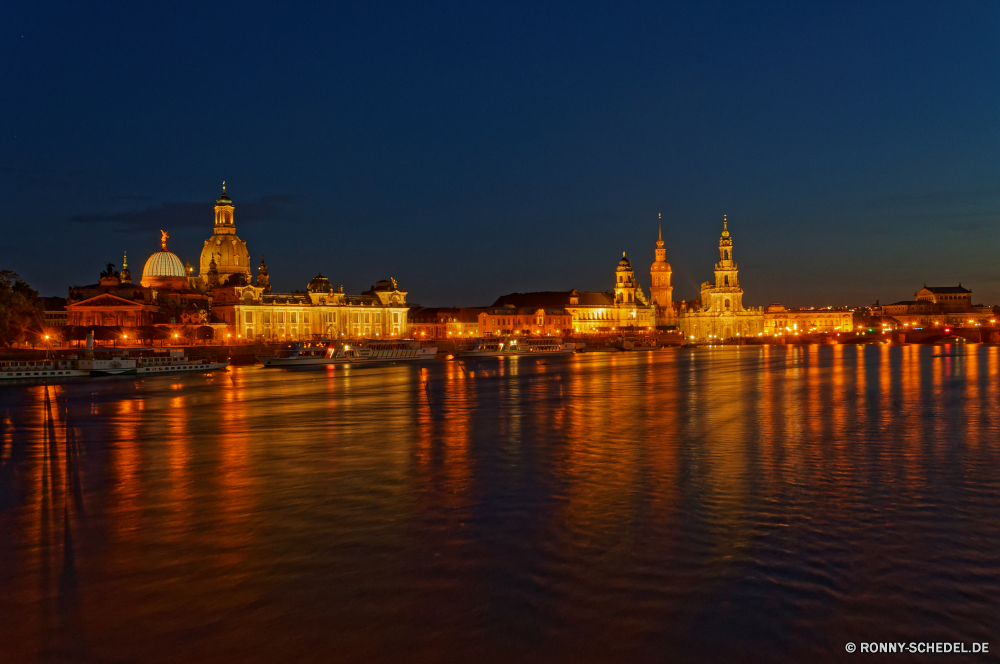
[712,215,743,311]
[615,253,638,304]
[649,213,673,319]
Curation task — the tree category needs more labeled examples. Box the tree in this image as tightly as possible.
[0,271,42,347]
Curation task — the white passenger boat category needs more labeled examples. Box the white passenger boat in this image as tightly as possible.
[0,359,90,380]
[134,348,230,374]
[456,336,577,358]
[1,348,227,380]
[260,339,437,367]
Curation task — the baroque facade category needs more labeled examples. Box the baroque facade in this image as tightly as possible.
[763,304,854,335]
[66,184,410,340]
[218,276,409,341]
[678,217,764,340]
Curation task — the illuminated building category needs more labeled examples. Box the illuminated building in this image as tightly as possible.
[478,307,572,336]
[763,304,854,335]
[678,216,764,340]
[66,184,412,340]
[66,237,212,328]
[491,253,654,334]
[876,284,994,327]
[214,276,410,340]
[649,216,676,326]
[408,308,482,339]
[40,297,68,328]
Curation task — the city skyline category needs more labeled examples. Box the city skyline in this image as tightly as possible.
[34,191,999,312]
[4,2,999,306]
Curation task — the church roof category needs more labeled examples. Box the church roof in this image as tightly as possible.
[491,291,615,308]
[143,250,185,278]
[922,285,971,294]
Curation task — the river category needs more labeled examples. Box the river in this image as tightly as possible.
[1,344,997,662]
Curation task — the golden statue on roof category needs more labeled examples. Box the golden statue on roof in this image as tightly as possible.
[160,230,169,250]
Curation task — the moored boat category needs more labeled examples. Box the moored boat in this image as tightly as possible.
[0,358,90,380]
[619,336,659,351]
[134,348,230,374]
[260,339,437,367]
[1,348,227,380]
[457,336,576,358]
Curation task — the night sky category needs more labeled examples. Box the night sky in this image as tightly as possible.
[3,2,998,307]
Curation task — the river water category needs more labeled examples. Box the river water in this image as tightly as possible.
[1,345,998,663]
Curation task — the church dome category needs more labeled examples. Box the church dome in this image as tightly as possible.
[201,235,250,278]
[141,231,189,289]
[308,273,333,292]
[143,250,186,278]
[617,253,633,270]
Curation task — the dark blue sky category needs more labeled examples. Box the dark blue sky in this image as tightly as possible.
[3,2,998,306]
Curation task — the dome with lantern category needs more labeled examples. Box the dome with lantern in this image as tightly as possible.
[199,182,251,286]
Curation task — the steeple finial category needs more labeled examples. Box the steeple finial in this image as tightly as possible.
[723,214,728,231]
[160,230,169,250]
[222,180,226,193]
[623,251,626,258]
[122,251,127,269]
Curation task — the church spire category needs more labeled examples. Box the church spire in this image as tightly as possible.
[120,251,132,284]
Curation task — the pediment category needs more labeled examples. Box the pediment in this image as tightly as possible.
[68,293,144,308]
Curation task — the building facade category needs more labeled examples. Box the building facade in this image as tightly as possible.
[678,217,764,340]
[214,276,410,341]
[406,307,482,339]
[763,304,854,335]
[477,307,572,336]
[877,284,994,327]
[489,253,655,335]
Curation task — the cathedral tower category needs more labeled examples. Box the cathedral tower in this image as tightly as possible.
[615,253,638,304]
[649,214,673,322]
[701,215,743,311]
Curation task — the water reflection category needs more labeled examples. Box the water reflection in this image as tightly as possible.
[1,346,998,663]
